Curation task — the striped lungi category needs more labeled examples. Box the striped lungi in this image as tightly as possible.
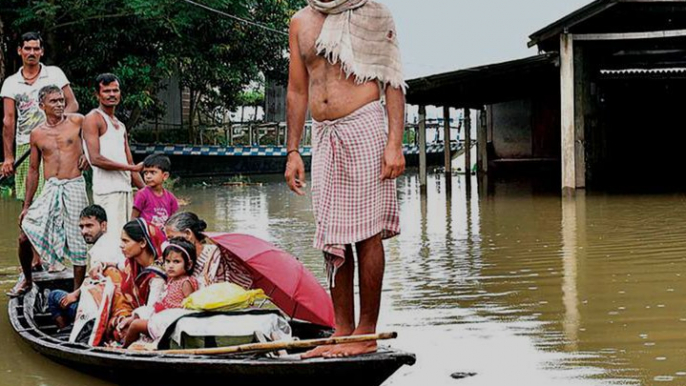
[14,143,45,202]
[311,101,400,286]
[21,176,89,266]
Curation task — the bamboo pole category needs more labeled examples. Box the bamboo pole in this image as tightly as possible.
[104,332,398,356]
[160,332,397,356]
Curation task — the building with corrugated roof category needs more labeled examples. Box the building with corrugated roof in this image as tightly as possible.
[407,0,686,192]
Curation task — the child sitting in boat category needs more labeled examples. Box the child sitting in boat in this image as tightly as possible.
[123,238,198,347]
[131,154,179,228]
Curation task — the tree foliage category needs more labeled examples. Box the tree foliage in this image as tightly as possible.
[0,0,304,129]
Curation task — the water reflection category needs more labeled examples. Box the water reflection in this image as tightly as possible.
[4,173,686,385]
[561,195,581,352]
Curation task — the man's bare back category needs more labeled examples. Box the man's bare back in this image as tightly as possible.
[292,8,379,121]
[32,114,84,180]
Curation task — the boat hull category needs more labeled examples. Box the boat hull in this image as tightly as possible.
[9,275,415,386]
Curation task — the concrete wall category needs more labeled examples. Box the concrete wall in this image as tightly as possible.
[490,99,533,159]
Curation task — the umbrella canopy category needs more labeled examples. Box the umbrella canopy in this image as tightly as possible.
[206,233,335,328]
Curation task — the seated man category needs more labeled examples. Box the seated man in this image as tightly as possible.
[48,204,125,329]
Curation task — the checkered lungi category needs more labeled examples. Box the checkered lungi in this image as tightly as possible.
[14,143,45,201]
[311,101,400,287]
[21,176,89,266]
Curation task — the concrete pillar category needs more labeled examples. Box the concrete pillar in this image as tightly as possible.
[464,108,472,176]
[477,108,488,174]
[560,33,576,194]
[574,45,587,189]
[418,105,427,187]
[443,106,451,173]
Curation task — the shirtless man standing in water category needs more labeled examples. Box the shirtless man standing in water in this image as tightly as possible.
[285,0,406,357]
[12,85,89,295]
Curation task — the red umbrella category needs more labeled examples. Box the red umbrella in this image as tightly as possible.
[206,233,335,328]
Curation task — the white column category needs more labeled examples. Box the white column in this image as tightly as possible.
[560,33,576,193]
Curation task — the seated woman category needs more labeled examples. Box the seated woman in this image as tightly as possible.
[164,212,252,289]
[103,218,167,344]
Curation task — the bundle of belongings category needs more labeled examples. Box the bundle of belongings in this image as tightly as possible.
[69,282,293,352]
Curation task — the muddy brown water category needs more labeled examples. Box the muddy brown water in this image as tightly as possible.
[2,173,686,386]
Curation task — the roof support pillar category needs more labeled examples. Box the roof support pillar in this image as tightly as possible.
[443,106,452,174]
[560,33,576,194]
[464,108,472,184]
[418,105,427,187]
[477,108,488,174]
[574,44,586,189]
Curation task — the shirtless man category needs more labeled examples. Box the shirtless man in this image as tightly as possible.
[12,85,90,296]
[285,0,406,357]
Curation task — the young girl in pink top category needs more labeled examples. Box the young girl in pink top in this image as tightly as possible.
[123,237,198,347]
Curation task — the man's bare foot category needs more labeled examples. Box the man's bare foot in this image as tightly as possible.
[300,331,351,359]
[323,341,378,358]
[323,329,378,358]
[6,280,32,298]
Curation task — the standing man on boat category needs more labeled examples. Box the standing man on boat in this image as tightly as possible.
[285,0,406,357]
[1,31,79,200]
[82,73,144,237]
[13,85,89,296]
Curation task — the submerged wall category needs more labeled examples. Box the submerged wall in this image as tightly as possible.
[490,99,534,159]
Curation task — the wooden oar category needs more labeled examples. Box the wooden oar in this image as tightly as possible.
[0,149,31,184]
[102,332,398,356]
[159,331,397,356]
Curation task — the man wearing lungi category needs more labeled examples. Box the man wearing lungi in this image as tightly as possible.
[1,32,80,276]
[285,0,406,357]
[12,85,89,296]
[82,74,144,239]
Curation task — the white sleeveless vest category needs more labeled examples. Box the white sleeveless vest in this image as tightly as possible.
[84,109,132,195]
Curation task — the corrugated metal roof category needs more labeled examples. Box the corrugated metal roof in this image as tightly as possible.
[600,67,686,75]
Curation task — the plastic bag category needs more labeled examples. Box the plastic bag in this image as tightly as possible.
[69,277,115,345]
[182,282,268,312]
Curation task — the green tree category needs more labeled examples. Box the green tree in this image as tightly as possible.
[0,0,303,141]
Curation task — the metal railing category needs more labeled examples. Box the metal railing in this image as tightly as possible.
[132,121,462,147]
[132,121,314,147]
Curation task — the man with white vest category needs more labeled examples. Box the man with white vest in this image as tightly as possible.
[82,73,143,237]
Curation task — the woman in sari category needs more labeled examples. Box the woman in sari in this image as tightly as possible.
[103,218,166,343]
[164,212,252,289]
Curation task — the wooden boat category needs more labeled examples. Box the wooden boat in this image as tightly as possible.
[9,272,416,386]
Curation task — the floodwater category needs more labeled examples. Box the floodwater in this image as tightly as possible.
[2,172,686,386]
